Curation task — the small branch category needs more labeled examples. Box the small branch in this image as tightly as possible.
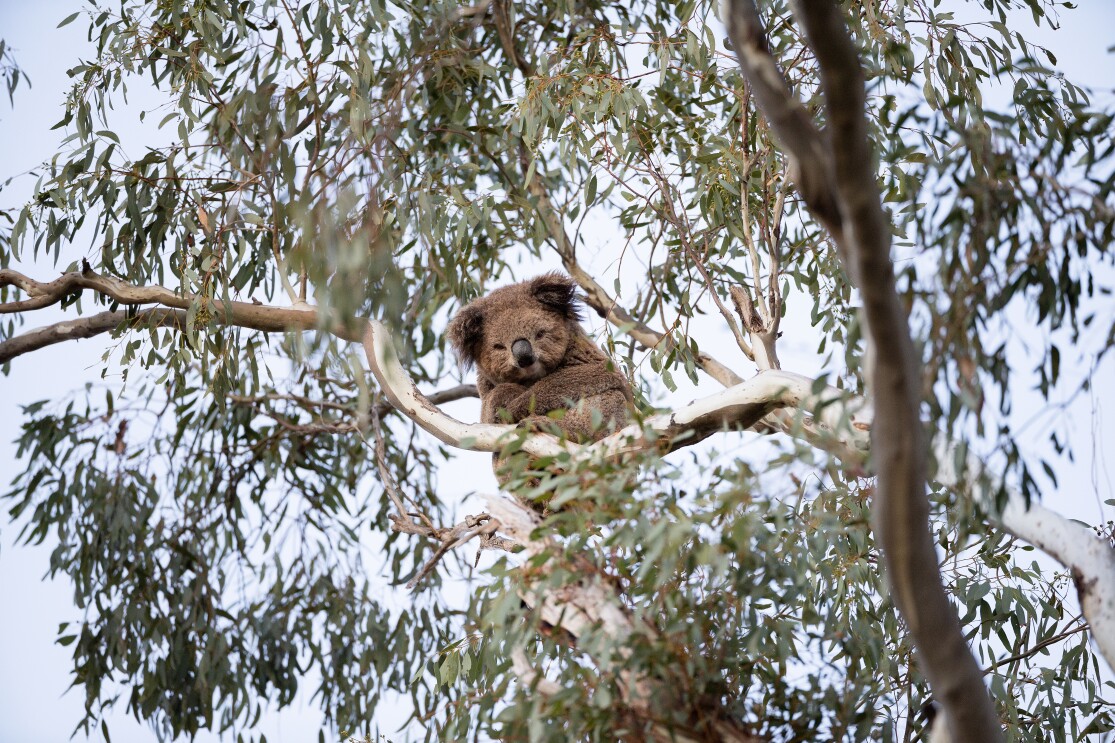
[405,513,503,589]
[230,392,352,413]
[981,619,1088,675]
[730,285,780,371]
[451,0,492,21]
[723,0,843,240]
[510,646,563,696]
[491,0,534,77]
[374,383,477,417]
[729,285,762,333]
[370,402,412,525]
[685,245,754,360]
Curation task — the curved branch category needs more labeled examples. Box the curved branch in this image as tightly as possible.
[933,439,1115,670]
[364,316,868,462]
[727,1,1003,739]
[998,500,1115,665]
[362,320,553,453]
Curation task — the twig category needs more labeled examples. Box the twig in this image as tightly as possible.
[405,514,502,589]
[370,401,412,526]
[982,619,1088,675]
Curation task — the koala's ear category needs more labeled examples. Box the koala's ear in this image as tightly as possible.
[530,272,582,320]
[447,304,483,367]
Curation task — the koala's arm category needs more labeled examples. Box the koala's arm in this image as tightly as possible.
[503,361,633,426]
[480,380,531,424]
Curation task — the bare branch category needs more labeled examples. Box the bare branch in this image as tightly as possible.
[451,0,492,21]
[685,245,755,360]
[509,646,563,696]
[371,402,413,525]
[0,308,186,364]
[405,514,503,589]
[491,0,534,77]
[0,267,323,336]
[377,383,477,415]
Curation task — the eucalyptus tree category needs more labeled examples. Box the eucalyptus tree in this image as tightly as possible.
[2,0,1114,741]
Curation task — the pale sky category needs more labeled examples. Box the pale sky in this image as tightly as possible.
[1,2,1113,742]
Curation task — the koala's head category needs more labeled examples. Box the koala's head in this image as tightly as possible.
[447,272,583,384]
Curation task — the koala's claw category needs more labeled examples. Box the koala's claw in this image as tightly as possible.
[516,414,560,435]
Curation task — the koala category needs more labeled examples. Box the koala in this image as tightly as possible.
[447,272,633,451]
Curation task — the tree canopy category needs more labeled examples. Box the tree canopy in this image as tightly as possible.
[2,0,1114,741]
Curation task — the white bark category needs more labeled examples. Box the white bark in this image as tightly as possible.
[365,318,870,462]
[933,438,1115,668]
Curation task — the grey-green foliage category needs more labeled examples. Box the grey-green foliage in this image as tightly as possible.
[2,0,1113,740]
[0,39,31,106]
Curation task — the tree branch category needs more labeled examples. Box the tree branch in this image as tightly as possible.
[724,0,843,241]
[933,438,1115,670]
[0,308,186,364]
[364,315,867,462]
[727,1,1004,739]
[403,514,503,589]
[0,267,323,336]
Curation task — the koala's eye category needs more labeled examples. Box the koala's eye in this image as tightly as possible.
[534,330,545,340]
[493,343,506,351]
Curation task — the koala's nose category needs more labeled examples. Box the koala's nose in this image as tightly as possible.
[511,339,535,367]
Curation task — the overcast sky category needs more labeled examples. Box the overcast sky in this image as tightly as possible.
[1,2,1113,742]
